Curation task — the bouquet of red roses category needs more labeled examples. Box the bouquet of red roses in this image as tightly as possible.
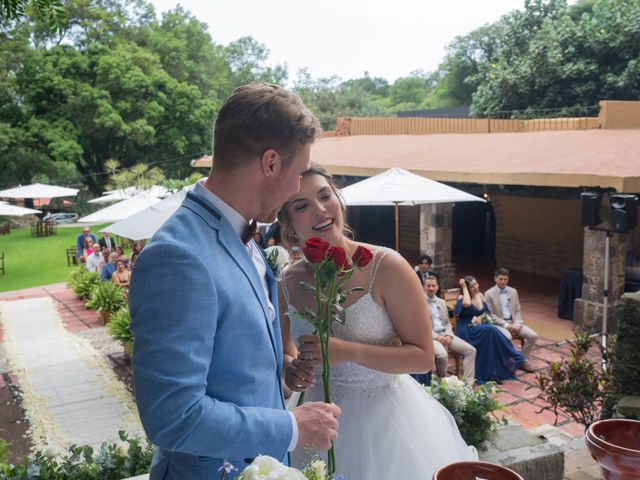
[291,237,372,475]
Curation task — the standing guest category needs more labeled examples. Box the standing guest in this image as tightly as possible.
[86,246,103,273]
[76,227,97,260]
[101,252,119,282]
[98,232,115,252]
[484,267,538,364]
[424,275,476,384]
[455,276,529,384]
[129,82,339,479]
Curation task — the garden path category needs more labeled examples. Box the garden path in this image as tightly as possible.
[0,295,143,453]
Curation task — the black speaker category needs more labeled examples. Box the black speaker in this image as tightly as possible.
[610,194,638,232]
[581,192,602,227]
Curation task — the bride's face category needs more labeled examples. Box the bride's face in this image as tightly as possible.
[285,173,344,245]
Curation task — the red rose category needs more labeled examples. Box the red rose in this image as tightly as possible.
[352,246,373,268]
[328,246,351,271]
[302,237,330,264]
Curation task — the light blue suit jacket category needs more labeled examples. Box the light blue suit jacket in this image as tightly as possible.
[129,191,292,479]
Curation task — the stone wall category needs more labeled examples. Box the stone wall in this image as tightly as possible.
[492,195,583,279]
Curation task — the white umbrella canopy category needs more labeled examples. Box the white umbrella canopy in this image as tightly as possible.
[79,192,161,223]
[340,168,484,250]
[88,185,169,204]
[0,183,79,199]
[340,168,485,206]
[0,204,42,216]
[101,190,187,240]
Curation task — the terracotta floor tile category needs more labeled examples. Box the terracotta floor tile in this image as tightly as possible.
[493,391,521,406]
[507,401,566,428]
[530,348,566,364]
[500,380,542,400]
[558,420,587,438]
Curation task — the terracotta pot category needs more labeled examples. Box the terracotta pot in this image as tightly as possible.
[585,418,640,480]
[433,461,524,480]
[100,311,113,325]
[122,340,133,359]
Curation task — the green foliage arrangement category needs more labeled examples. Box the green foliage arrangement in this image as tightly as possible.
[533,331,615,428]
[106,307,133,345]
[68,267,101,301]
[429,376,506,448]
[0,431,153,480]
[85,281,126,314]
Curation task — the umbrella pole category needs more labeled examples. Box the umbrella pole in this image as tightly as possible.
[394,204,399,251]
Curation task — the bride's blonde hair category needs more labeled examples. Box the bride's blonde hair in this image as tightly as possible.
[277,163,353,249]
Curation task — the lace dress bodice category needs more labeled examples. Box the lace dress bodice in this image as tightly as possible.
[283,249,401,394]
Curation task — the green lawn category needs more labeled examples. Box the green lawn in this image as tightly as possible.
[0,224,109,292]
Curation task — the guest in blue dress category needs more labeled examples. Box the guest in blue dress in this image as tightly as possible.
[454,275,527,384]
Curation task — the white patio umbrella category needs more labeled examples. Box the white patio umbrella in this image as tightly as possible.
[88,185,169,204]
[101,190,187,240]
[79,192,160,223]
[0,183,79,198]
[340,168,485,250]
[0,204,41,216]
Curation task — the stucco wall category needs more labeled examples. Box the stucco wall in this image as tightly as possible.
[493,195,584,279]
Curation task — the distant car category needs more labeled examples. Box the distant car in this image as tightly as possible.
[50,212,79,224]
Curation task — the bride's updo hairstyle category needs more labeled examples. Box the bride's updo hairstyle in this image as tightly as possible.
[277,163,353,248]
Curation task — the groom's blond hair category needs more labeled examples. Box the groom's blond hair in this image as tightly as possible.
[212,82,321,172]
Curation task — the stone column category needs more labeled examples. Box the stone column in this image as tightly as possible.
[420,203,455,289]
[574,196,631,332]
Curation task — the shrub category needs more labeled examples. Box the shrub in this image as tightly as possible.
[107,308,133,345]
[532,331,615,428]
[0,431,153,480]
[429,376,506,448]
[85,281,126,314]
[68,267,100,301]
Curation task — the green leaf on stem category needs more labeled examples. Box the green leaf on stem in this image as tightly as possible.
[318,261,338,285]
[298,281,316,292]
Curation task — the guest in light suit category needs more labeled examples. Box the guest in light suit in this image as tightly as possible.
[129,83,340,480]
[424,275,476,384]
[484,267,538,367]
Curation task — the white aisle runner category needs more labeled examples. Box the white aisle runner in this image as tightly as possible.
[0,297,143,452]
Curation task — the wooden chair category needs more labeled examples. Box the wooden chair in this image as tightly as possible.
[66,246,78,266]
[0,252,4,275]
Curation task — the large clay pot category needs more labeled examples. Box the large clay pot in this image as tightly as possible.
[433,461,524,480]
[585,418,640,479]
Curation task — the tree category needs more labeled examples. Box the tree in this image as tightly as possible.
[0,0,65,32]
[224,36,287,90]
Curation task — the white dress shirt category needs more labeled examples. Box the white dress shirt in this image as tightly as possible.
[499,288,512,320]
[194,182,297,450]
[427,297,445,333]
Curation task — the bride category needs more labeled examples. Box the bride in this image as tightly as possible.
[277,164,478,479]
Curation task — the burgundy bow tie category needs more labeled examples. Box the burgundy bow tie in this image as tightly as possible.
[242,220,257,244]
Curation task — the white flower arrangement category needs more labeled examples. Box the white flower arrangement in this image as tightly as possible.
[221,456,340,480]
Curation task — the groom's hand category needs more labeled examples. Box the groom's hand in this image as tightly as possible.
[293,402,341,451]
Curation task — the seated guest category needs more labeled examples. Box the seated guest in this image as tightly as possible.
[98,232,115,251]
[101,252,119,281]
[97,247,110,274]
[115,245,125,257]
[76,227,97,260]
[424,275,476,384]
[112,259,131,288]
[131,241,144,264]
[86,246,102,273]
[484,267,538,361]
[455,275,530,384]
[253,231,265,248]
[81,238,96,264]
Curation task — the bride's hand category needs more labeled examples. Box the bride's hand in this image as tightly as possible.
[298,334,351,366]
[285,358,315,392]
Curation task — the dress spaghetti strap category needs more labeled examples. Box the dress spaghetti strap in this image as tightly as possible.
[368,248,389,292]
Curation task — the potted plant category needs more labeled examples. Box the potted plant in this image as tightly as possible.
[68,266,101,301]
[107,307,134,357]
[85,281,126,324]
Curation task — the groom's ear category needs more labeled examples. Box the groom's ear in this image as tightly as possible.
[260,148,281,178]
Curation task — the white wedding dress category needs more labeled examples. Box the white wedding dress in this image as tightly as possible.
[283,249,478,479]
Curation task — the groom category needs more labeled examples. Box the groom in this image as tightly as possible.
[129,83,341,480]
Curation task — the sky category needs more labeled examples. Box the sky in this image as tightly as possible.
[147,0,529,84]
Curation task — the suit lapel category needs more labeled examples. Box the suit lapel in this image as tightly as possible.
[183,193,278,362]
